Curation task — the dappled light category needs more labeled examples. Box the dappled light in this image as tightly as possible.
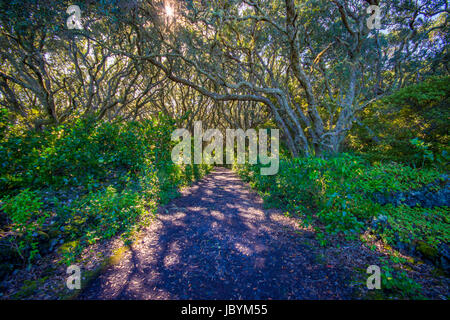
[80,168,354,299]
[0,0,448,302]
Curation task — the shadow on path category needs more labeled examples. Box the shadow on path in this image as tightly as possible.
[79,168,354,299]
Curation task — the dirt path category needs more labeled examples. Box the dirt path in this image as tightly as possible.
[79,167,355,299]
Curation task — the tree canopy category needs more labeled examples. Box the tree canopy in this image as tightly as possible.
[1,0,448,155]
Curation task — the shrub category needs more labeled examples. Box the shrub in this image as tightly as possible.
[379,261,423,299]
[349,76,450,168]
[1,189,48,263]
[0,115,178,193]
[0,116,212,270]
[235,153,448,253]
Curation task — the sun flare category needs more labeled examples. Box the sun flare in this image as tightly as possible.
[165,4,174,18]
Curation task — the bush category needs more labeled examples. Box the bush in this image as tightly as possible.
[379,261,423,299]
[349,76,450,168]
[0,115,177,192]
[57,186,146,264]
[0,116,212,271]
[1,189,48,263]
[235,153,448,251]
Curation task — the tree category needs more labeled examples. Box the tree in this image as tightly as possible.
[84,0,447,156]
[0,0,166,130]
[1,0,447,156]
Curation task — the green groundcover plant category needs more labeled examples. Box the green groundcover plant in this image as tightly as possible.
[0,116,211,274]
[235,153,448,252]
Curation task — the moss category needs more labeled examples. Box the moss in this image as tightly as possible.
[57,240,80,256]
[365,289,389,300]
[62,245,131,300]
[108,246,129,265]
[13,277,48,299]
[13,281,38,299]
[47,229,62,239]
[37,231,49,239]
[416,241,439,260]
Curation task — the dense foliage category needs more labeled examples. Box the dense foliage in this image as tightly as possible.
[235,153,448,260]
[0,0,448,300]
[0,118,210,276]
[350,76,450,167]
[1,0,448,156]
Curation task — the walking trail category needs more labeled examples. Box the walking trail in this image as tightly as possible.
[80,167,355,299]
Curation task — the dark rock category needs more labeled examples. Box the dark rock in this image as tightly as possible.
[438,243,450,274]
[372,177,450,208]
[416,241,439,263]
[0,263,14,281]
